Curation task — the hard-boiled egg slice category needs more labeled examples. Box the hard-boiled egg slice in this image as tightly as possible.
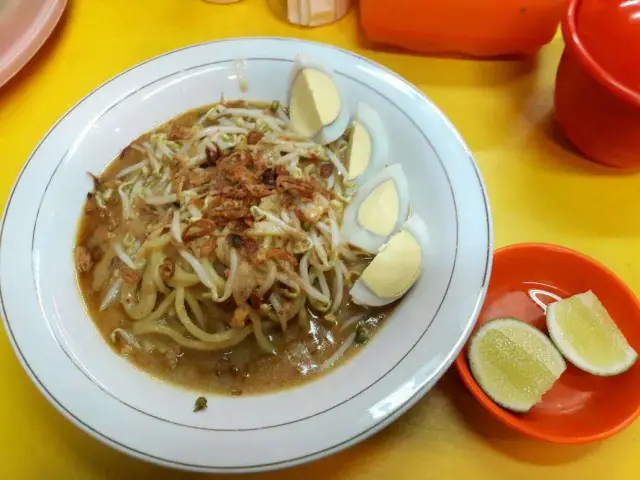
[341,164,410,253]
[288,54,350,145]
[350,214,428,307]
[346,102,388,185]
[346,120,371,180]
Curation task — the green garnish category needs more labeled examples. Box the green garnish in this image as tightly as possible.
[194,396,208,412]
[355,325,372,345]
[324,314,337,323]
[270,100,280,113]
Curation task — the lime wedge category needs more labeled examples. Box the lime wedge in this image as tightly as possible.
[468,318,566,412]
[546,291,638,376]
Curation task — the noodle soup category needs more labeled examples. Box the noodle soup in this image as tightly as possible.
[75,100,391,396]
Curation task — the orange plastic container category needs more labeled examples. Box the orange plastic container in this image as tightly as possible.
[359,0,567,57]
[554,0,640,168]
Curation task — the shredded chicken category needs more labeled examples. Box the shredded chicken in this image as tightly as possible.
[276,176,329,203]
[75,246,93,273]
[266,248,298,266]
[168,123,192,141]
[247,131,264,145]
[123,269,142,285]
[205,144,221,166]
[320,163,334,178]
[159,258,175,280]
[230,307,250,328]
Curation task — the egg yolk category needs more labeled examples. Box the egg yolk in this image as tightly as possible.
[361,229,422,298]
[357,179,399,237]
[347,121,372,180]
[289,68,341,138]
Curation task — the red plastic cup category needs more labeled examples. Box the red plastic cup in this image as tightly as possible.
[555,0,640,169]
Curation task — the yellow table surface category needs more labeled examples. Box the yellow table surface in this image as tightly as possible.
[1,1,639,479]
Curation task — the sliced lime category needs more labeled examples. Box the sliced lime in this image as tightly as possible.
[468,318,566,413]
[547,291,637,376]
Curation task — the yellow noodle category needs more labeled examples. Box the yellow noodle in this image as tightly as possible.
[121,256,158,319]
[269,292,287,332]
[201,258,225,291]
[257,261,277,298]
[184,288,207,330]
[297,296,310,331]
[139,232,171,251]
[130,323,251,351]
[275,272,301,298]
[166,265,200,288]
[150,250,170,295]
[175,287,243,343]
[200,298,228,333]
[92,249,116,292]
[248,310,276,354]
[138,290,176,324]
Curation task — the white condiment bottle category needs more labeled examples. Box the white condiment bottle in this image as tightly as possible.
[287,0,352,27]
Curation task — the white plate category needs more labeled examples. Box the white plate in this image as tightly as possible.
[0,38,492,473]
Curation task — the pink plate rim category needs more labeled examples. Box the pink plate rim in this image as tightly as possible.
[0,0,67,89]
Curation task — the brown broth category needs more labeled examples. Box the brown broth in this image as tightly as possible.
[76,102,392,396]
[78,273,387,395]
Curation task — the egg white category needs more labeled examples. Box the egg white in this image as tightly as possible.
[350,214,428,307]
[341,164,410,253]
[288,54,350,145]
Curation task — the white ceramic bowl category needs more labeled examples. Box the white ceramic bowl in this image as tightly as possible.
[0,38,492,473]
